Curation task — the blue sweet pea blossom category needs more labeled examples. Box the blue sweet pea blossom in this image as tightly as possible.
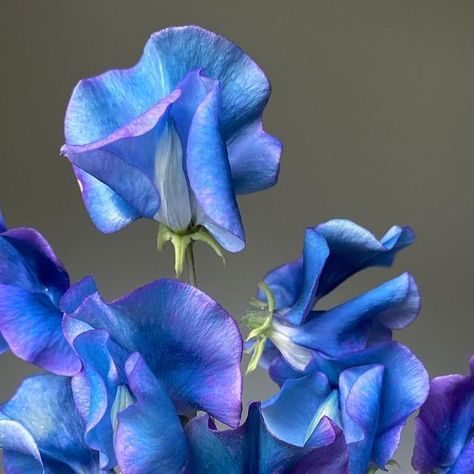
[62,26,281,254]
[114,353,349,474]
[412,354,474,473]
[0,373,110,473]
[0,211,80,375]
[61,276,243,470]
[263,341,429,474]
[244,219,419,373]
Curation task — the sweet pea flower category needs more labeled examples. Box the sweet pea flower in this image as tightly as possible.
[0,211,80,375]
[62,26,281,256]
[0,373,110,473]
[114,352,349,473]
[60,276,243,470]
[263,341,429,474]
[244,219,419,372]
[412,354,474,473]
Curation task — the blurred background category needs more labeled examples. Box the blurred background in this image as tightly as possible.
[1,1,473,471]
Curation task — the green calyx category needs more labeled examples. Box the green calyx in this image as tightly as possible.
[242,282,275,375]
[366,460,400,473]
[157,224,225,277]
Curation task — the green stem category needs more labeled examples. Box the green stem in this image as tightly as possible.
[185,242,197,287]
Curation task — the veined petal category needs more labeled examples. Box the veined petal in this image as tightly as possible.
[412,355,474,473]
[0,284,80,375]
[294,273,420,356]
[64,278,243,427]
[188,81,244,251]
[115,353,187,474]
[0,374,105,473]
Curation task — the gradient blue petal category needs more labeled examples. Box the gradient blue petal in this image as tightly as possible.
[115,353,187,474]
[293,273,420,356]
[0,373,106,473]
[187,81,244,251]
[64,278,243,427]
[412,355,474,473]
[186,402,348,474]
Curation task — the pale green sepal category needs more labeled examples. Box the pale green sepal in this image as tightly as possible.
[111,385,135,434]
[246,338,267,374]
[366,460,400,473]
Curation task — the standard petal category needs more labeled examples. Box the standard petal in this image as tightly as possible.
[65,278,243,427]
[294,273,420,356]
[115,353,187,474]
[188,81,244,251]
[412,357,474,473]
[0,373,104,473]
[0,284,80,375]
[227,119,282,195]
[313,219,415,299]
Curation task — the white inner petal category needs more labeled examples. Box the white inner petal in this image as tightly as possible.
[154,121,192,231]
[269,319,313,371]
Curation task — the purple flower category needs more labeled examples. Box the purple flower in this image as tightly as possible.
[62,26,281,252]
[61,277,243,470]
[0,211,80,375]
[263,342,429,474]
[244,219,419,373]
[412,354,474,473]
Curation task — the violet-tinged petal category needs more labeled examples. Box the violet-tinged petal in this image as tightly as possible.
[64,278,243,427]
[0,373,107,473]
[228,119,282,195]
[188,81,244,251]
[294,273,420,356]
[314,219,415,299]
[115,353,187,474]
[412,355,474,473]
[186,402,348,474]
[0,285,80,375]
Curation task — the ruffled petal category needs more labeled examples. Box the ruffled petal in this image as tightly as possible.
[186,402,348,474]
[313,219,415,299]
[188,81,244,251]
[115,353,187,474]
[64,278,243,427]
[261,371,332,446]
[227,119,282,195]
[294,273,420,356]
[412,356,474,473]
[0,285,80,375]
[0,373,105,473]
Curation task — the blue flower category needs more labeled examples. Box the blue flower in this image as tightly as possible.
[412,354,474,473]
[62,26,281,253]
[244,219,419,372]
[263,341,429,474]
[61,276,243,470]
[114,353,349,474]
[0,373,110,473]
[0,211,80,375]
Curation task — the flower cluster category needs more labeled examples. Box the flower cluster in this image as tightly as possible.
[0,25,471,474]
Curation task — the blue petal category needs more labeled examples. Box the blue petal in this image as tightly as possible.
[64,278,243,427]
[294,273,420,356]
[412,355,474,473]
[187,81,244,251]
[0,209,6,232]
[0,373,105,473]
[228,119,282,195]
[0,227,69,303]
[60,275,98,314]
[0,285,80,375]
[339,365,385,474]
[115,353,187,474]
[65,26,271,145]
[186,402,348,474]
[313,219,415,299]
[261,372,332,446]
[449,437,474,474]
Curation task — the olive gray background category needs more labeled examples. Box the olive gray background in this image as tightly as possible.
[1,1,473,472]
